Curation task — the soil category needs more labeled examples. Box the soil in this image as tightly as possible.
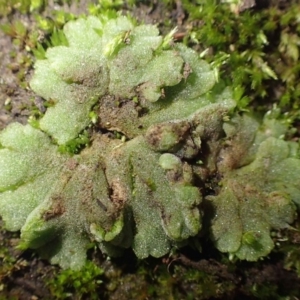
[0,17,31,130]
[0,1,300,299]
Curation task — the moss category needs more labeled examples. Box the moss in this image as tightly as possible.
[0,233,17,289]
[46,261,104,299]
[181,0,300,120]
[0,0,42,16]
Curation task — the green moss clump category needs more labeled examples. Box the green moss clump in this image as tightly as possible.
[182,0,300,119]
[47,261,104,299]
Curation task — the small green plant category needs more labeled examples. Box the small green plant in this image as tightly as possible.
[0,0,44,16]
[47,261,104,299]
[0,7,74,92]
[0,13,299,270]
[181,0,300,118]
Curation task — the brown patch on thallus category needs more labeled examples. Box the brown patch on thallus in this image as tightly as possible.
[43,196,65,221]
